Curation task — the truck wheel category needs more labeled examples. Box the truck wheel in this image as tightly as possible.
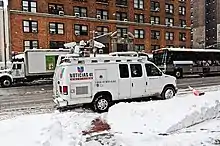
[161,86,175,100]
[93,94,111,113]
[174,70,182,78]
[1,77,12,88]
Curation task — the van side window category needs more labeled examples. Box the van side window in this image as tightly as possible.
[130,64,142,77]
[145,64,161,76]
[119,64,129,78]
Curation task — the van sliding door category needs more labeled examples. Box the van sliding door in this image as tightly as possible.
[118,64,131,99]
[130,64,146,98]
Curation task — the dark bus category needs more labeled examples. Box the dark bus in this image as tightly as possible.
[152,48,220,78]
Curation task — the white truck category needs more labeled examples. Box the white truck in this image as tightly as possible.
[0,49,71,87]
[53,56,178,113]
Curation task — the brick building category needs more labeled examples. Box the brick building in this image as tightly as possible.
[8,0,191,53]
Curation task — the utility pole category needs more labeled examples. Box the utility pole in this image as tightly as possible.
[2,1,7,69]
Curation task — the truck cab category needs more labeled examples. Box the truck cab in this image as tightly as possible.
[0,61,25,87]
[53,56,178,113]
[11,62,25,79]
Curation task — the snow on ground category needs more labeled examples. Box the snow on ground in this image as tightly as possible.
[0,88,220,146]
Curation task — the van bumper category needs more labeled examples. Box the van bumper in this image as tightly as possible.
[174,87,178,94]
[53,97,68,107]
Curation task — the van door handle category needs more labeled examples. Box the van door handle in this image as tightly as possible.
[146,82,148,85]
[132,83,133,87]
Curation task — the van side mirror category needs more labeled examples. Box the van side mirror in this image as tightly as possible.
[158,71,163,76]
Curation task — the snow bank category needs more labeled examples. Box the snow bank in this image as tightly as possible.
[0,111,100,146]
[107,90,220,135]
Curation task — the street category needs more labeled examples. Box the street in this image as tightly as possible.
[0,76,220,119]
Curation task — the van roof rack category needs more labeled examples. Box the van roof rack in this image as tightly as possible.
[61,56,147,65]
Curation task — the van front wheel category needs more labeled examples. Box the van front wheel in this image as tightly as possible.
[93,94,111,113]
[1,77,12,88]
[161,86,175,100]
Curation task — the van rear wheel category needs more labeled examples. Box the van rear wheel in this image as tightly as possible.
[92,94,111,113]
[161,86,175,100]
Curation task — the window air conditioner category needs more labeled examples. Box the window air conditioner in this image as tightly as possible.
[75,13,80,17]
[97,15,101,20]
[59,11,64,16]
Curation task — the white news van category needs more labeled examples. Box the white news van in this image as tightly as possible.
[53,56,178,113]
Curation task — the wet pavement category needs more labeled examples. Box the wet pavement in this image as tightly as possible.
[0,76,220,119]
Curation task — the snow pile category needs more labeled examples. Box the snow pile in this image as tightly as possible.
[0,111,100,146]
[0,89,220,146]
[107,90,220,135]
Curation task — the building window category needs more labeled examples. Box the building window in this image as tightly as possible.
[74,24,88,35]
[96,0,108,3]
[134,44,145,51]
[179,0,186,2]
[74,7,87,17]
[166,45,174,48]
[49,41,65,49]
[48,3,64,15]
[151,30,160,40]
[22,0,37,12]
[150,1,159,12]
[23,20,38,33]
[96,9,108,20]
[180,19,186,27]
[179,45,186,48]
[96,26,108,35]
[179,6,186,15]
[150,16,160,24]
[134,14,144,23]
[116,12,127,21]
[49,23,64,34]
[165,32,174,40]
[134,29,144,39]
[151,45,160,50]
[134,0,144,9]
[179,32,186,41]
[165,18,174,26]
[73,0,87,1]
[23,40,38,50]
[116,0,127,6]
[165,4,174,14]
[117,27,127,37]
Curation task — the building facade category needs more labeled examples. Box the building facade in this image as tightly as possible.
[8,0,191,53]
[192,0,220,49]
